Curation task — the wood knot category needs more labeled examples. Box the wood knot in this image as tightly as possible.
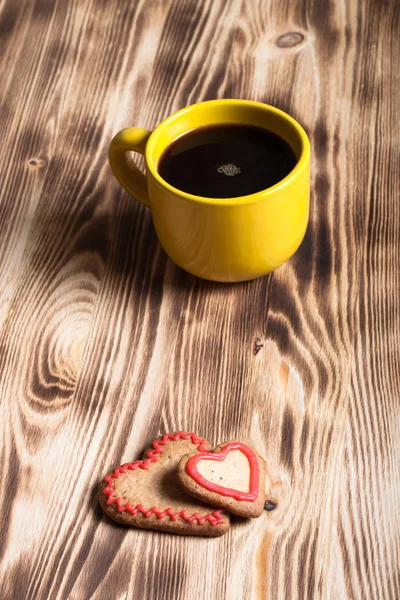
[264,500,277,511]
[276,32,304,48]
[27,158,46,168]
[253,338,264,355]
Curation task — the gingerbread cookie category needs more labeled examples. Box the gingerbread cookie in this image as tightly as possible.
[177,441,270,518]
[99,432,230,537]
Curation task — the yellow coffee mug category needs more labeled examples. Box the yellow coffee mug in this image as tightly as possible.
[108,99,310,282]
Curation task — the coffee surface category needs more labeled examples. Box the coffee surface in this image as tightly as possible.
[158,124,297,198]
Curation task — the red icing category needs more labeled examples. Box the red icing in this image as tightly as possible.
[186,442,260,502]
[102,432,225,526]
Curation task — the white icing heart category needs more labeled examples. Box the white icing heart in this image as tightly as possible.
[196,450,250,492]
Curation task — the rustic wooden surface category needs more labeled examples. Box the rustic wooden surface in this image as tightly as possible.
[0,0,399,598]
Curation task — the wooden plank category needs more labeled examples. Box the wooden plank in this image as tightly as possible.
[0,0,399,598]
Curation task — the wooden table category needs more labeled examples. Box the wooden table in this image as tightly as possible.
[1,0,399,598]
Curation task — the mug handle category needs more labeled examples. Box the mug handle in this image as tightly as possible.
[108,128,152,207]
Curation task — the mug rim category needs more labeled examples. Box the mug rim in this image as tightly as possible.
[146,99,310,206]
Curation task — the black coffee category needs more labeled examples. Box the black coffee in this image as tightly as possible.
[158,124,297,198]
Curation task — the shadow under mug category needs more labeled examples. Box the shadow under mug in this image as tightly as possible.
[108,99,310,282]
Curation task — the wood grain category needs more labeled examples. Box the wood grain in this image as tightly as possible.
[0,0,399,598]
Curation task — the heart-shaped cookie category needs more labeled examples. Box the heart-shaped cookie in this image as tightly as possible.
[99,432,230,536]
[177,441,270,517]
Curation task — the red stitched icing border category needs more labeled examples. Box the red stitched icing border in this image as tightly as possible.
[102,432,225,526]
